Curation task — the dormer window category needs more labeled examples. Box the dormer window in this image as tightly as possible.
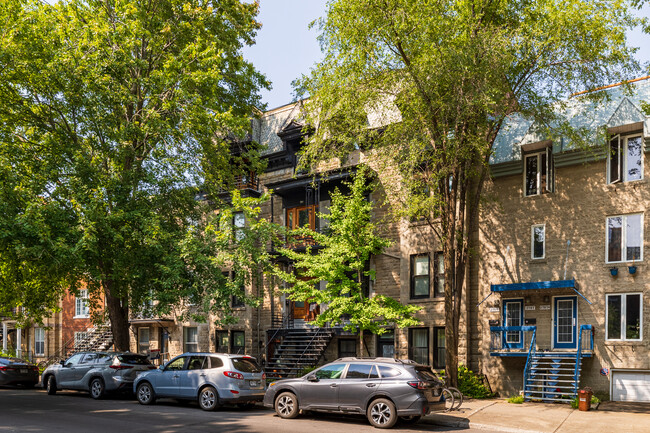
[524,145,554,197]
[608,134,643,184]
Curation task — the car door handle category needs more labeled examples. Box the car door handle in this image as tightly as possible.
[200,374,206,377]
[330,384,338,388]
[366,383,376,387]
[173,375,179,378]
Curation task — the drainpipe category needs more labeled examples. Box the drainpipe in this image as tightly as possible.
[16,326,22,357]
[2,322,7,351]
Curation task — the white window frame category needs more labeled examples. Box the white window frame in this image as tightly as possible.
[607,134,644,184]
[233,211,245,241]
[74,289,89,318]
[605,213,644,264]
[138,327,150,354]
[605,293,643,341]
[184,326,199,352]
[523,147,554,197]
[531,224,546,259]
[34,328,45,356]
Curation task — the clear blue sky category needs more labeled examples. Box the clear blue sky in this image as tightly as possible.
[245,1,650,110]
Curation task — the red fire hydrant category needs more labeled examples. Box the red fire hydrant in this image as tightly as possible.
[578,388,593,411]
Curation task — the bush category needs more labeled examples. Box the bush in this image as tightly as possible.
[507,395,524,404]
[457,365,494,399]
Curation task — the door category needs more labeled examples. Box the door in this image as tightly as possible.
[338,364,380,412]
[292,301,308,320]
[503,299,524,349]
[553,296,577,349]
[71,353,99,389]
[612,371,650,402]
[300,363,345,409]
[178,355,208,398]
[58,354,84,387]
[157,356,186,397]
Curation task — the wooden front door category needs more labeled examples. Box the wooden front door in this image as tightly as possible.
[292,301,308,320]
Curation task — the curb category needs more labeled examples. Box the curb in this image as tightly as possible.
[422,417,546,433]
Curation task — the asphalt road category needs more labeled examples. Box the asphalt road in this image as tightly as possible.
[0,386,498,433]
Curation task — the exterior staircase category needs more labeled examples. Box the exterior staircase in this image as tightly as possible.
[524,352,581,402]
[39,324,114,368]
[266,328,334,379]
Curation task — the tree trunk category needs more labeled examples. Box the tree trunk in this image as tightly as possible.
[359,329,364,356]
[102,279,130,351]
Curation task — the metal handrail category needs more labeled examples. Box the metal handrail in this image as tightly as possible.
[574,324,593,395]
[522,327,537,394]
[295,327,326,369]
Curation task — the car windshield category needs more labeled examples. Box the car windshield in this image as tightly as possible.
[231,357,261,373]
[117,354,151,365]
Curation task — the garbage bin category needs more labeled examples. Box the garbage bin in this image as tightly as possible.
[578,389,593,411]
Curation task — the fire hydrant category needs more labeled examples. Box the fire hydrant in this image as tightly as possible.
[578,388,593,411]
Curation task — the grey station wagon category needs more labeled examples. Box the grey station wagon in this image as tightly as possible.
[134,352,266,411]
[264,357,444,429]
[43,352,156,399]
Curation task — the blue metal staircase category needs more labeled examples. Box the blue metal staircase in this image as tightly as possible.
[523,325,593,403]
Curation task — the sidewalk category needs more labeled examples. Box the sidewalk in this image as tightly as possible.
[422,399,650,433]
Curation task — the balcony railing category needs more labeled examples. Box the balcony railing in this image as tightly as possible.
[489,326,537,355]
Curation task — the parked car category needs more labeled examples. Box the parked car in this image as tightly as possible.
[263,357,445,429]
[42,352,156,399]
[0,356,39,387]
[134,353,266,411]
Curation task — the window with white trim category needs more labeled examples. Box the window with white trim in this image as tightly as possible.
[531,224,545,259]
[606,293,642,341]
[34,328,45,356]
[607,134,644,184]
[524,147,554,196]
[606,213,643,263]
[75,290,89,318]
[184,326,199,352]
[233,211,245,241]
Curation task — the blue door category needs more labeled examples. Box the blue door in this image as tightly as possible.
[503,299,524,349]
[554,297,577,349]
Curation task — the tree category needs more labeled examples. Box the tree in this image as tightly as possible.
[273,167,420,354]
[0,0,269,349]
[294,0,641,385]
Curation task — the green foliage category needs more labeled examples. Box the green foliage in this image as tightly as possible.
[457,365,494,399]
[300,366,318,376]
[273,166,421,335]
[0,0,269,346]
[507,395,524,404]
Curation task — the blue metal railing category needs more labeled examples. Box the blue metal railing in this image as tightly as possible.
[489,326,537,352]
[574,324,593,395]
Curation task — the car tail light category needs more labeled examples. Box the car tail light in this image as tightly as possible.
[0,366,10,371]
[223,371,244,380]
[31,366,39,372]
[262,373,266,380]
[407,380,427,390]
[109,365,134,370]
[230,390,240,394]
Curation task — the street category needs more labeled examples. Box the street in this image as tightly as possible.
[0,387,499,433]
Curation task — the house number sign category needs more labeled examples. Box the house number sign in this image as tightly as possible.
[525,306,535,311]
[539,305,551,310]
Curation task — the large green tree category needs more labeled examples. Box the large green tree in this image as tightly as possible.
[295,0,641,385]
[0,0,269,349]
[274,168,420,354]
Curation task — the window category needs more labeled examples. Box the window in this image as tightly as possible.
[378,365,402,377]
[531,224,545,259]
[231,331,245,354]
[315,363,346,379]
[433,327,445,369]
[377,330,395,358]
[34,328,45,356]
[286,205,317,230]
[338,339,357,358]
[607,293,642,341]
[345,364,379,379]
[215,331,229,353]
[608,135,643,184]
[408,328,429,365]
[183,327,198,352]
[433,252,445,297]
[524,147,554,196]
[138,327,150,354]
[233,211,245,241]
[410,254,430,299]
[73,331,88,348]
[75,289,89,318]
[606,213,643,263]
[187,355,207,370]
[165,356,186,370]
[209,356,224,368]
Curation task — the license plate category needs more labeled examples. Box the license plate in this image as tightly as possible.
[20,369,27,374]
[249,380,258,387]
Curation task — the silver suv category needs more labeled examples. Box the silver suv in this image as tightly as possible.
[133,352,266,411]
[42,352,155,399]
[263,357,444,429]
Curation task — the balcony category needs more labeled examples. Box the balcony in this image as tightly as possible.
[489,325,593,357]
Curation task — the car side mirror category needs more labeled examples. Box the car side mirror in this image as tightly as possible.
[59,360,66,366]
[306,373,318,382]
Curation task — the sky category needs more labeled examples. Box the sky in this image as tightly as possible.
[244,1,650,110]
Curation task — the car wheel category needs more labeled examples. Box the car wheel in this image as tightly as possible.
[367,398,398,429]
[46,376,57,395]
[198,386,220,411]
[136,382,155,405]
[399,415,422,424]
[275,392,299,419]
[90,378,105,400]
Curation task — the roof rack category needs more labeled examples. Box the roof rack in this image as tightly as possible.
[333,357,417,364]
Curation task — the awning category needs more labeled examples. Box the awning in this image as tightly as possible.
[128,318,175,326]
[478,278,592,306]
